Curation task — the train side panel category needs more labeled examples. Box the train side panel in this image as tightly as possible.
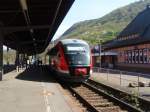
[57,43,69,73]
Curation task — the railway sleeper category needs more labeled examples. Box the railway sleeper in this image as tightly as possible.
[75,86,85,89]
[84,97,104,101]
[96,106,123,112]
[79,93,103,98]
[83,96,103,99]
[75,87,90,90]
[75,90,94,93]
[87,99,108,103]
[93,102,113,107]
[77,91,95,94]
[81,93,100,97]
[78,91,96,94]
[80,107,87,112]
[79,92,101,96]
[74,101,82,106]
[75,87,89,89]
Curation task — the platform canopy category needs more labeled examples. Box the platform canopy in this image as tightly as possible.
[0,0,74,55]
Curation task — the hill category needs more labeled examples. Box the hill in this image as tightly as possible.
[60,0,150,45]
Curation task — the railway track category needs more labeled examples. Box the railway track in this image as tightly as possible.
[87,79,150,111]
[66,82,142,112]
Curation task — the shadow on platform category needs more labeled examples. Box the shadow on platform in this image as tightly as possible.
[16,66,57,83]
[4,64,16,74]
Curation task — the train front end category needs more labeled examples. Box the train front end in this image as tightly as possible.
[63,40,91,82]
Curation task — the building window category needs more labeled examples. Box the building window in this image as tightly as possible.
[132,50,135,63]
[135,50,139,63]
[139,50,143,64]
[149,49,150,63]
[128,51,132,64]
[124,48,149,64]
[124,51,128,63]
[143,48,148,63]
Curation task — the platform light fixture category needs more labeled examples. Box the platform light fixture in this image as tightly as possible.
[34,43,37,46]
[20,0,28,10]
[98,39,103,68]
[30,29,33,33]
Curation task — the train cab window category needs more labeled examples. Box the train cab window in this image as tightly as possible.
[64,43,90,65]
[64,44,90,53]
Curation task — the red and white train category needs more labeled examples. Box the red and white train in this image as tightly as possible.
[48,39,92,82]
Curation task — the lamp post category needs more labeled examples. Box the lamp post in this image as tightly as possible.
[98,39,103,68]
[7,47,9,65]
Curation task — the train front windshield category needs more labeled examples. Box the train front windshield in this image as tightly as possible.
[64,44,90,65]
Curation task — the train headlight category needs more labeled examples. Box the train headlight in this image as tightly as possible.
[90,69,93,74]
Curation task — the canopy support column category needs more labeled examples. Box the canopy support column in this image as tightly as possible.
[7,47,9,65]
[15,51,20,72]
[0,31,3,81]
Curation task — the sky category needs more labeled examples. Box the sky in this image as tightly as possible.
[52,0,140,41]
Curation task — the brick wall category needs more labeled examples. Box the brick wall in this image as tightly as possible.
[105,43,150,71]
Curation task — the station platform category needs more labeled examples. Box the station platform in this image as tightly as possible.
[0,66,78,112]
[91,71,150,100]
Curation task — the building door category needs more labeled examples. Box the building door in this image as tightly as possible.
[112,56,117,68]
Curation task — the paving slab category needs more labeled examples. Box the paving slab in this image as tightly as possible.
[0,67,74,112]
[91,72,150,100]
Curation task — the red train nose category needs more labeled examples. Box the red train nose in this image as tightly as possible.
[75,68,87,75]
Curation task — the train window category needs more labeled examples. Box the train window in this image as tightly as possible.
[66,53,90,65]
[67,46,86,52]
[64,44,90,53]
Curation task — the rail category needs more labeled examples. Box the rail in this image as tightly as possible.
[66,82,142,112]
[87,79,150,111]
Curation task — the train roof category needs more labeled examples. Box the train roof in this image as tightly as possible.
[60,39,89,46]
[47,39,89,55]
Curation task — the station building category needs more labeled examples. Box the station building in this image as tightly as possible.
[91,42,117,68]
[97,6,150,72]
